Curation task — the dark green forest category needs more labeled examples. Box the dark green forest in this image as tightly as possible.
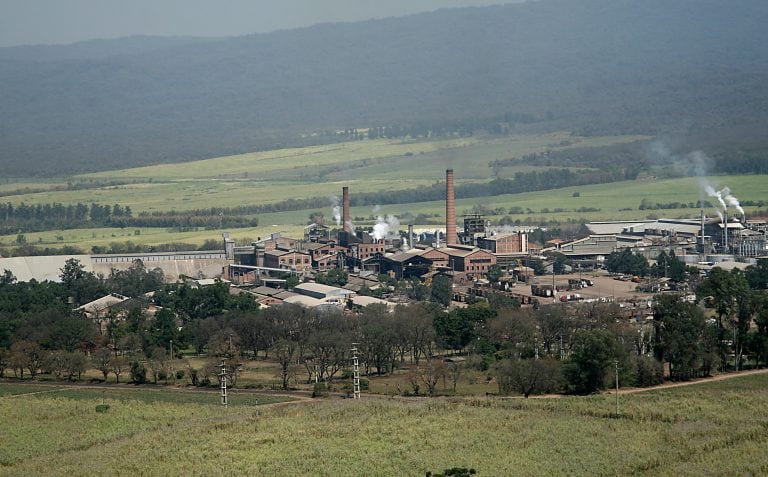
[2,0,768,176]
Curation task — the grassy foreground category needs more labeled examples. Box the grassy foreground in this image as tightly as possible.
[2,375,768,476]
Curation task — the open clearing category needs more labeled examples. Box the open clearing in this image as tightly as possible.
[2,374,768,476]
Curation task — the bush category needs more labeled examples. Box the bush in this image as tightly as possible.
[95,404,110,413]
[312,382,328,398]
[426,468,477,477]
[634,356,664,387]
[175,369,185,380]
[130,360,147,384]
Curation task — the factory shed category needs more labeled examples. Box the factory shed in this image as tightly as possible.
[349,295,396,311]
[586,221,654,235]
[77,293,130,319]
[379,250,432,280]
[420,247,450,269]
[477,232,528,254]
[263,249,312,272]
[556,235,619,259]
[443,246,496,274]
[283,295,328,308]
[293,282,355,302]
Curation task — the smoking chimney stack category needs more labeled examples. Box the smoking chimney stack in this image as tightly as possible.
[342,186,351,233]
[700,209,706,254]
[445,169,457,246]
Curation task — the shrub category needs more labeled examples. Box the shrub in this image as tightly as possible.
[130,360,147,384]
[312,382,328,398]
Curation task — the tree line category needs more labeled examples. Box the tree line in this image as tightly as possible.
[0,201,256,234]
[2,257,767,397]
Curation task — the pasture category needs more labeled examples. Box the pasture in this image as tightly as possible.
[2,174,765,254]
[2,133,645,213]
[2,131,765,255]
[1,374,767,476]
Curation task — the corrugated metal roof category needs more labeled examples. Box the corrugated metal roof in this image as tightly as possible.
[294,282,354,296]
[350,296,395,309]
[587,221,652,235]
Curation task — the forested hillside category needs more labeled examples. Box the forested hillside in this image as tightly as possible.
[2,0,768,176]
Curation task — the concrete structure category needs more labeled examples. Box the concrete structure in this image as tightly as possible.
[2,251,227,283]
[0,254,93,282]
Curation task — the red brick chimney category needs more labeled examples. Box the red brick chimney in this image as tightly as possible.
[446,169,457,245]
[342,186,351,233]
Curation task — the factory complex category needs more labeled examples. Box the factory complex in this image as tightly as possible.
[2,169,766,310]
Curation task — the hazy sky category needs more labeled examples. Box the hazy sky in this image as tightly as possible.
[0,0,516,48]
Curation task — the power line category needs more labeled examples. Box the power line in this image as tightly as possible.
[351,343,361,400]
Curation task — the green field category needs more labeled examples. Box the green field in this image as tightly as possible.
[0,224,307,252]
[2,132,766,254]
[2,133,645,213]
[3,174,766,254]
[2,375,767,476]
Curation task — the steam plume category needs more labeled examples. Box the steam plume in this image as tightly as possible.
[329,196,341,226]
[372,212,401,240]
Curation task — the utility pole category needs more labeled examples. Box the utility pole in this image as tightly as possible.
[614,359,620,417]
[552,268,556,303]
[220,359,228,407]
[351,343,361,399]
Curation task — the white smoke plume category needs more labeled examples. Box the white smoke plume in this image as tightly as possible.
[372,214,401,240]
[724,190,745,217]
[672,149,746,221]
[329,195,341,226]
[705,184,728,212]
[705,183,745,221]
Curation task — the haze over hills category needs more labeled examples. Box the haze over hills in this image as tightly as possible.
[2,0,768,177]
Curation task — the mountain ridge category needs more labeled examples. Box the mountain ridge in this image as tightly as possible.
[2,0,767,177]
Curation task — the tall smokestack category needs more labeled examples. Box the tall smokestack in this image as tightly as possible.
[723,211,728,252]
[342,186,351,233]
[700,209,706,254]
[408,224,414,249]
[446,169,457,245]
